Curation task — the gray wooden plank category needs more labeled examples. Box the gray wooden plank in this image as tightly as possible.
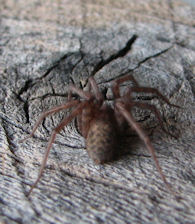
[0,0,194,223]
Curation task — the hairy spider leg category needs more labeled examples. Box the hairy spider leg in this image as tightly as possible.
[78,76,105,138]
[115,102,176,195]
[88,76,104,103]
[70,77,105,138]
[67,83,94,136]
[130,87,180,108]
[122,86,179,137]
[67,83,89,133]
[111,74,139,127]
[67,81,102,138]
[112,74,139,98]
[19,100,80,143]
[68,84,91,101]
[27,101,89,196]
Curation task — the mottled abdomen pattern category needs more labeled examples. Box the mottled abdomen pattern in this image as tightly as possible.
[86,119,118,164]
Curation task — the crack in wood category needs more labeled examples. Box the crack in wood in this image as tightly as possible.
[136,46,173,68]
[90,34,138,76]
[38,53,72,80]
[100,45,174,85]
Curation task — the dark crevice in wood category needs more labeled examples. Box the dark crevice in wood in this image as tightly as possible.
[136,115,151,123]
[14,80,33,123]
[29,93,71,102]
[23,100,30,123]
[41,118,50,135]
[14,95,30,124]
[99,45,174,85]
[136,45,173,68]
[90,34,138,76]
[17,79,34,97]
[38,53,72,80]
[69,75,76,85]
[0,197,6,205]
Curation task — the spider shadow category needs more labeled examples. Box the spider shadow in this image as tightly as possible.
[111,121,171,163]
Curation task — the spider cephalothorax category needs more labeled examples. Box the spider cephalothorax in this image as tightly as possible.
[21,74,179,195]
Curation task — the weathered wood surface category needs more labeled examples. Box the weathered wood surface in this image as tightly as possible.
[0,0,194,223]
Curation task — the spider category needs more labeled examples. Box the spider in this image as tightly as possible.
[21,74,179,196]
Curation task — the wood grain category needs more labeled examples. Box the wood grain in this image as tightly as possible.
[0,0,194,223]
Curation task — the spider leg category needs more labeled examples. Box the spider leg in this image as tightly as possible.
[67,88,73,101]
[112,74,139,98]
[115,101,176,195]
[130,87,180,108]
[132,102,177,138]
[88,76,104,103]
[27,101,88,196]
[19,100,80,143]
[77,76,104,138]
[68,84,92,101]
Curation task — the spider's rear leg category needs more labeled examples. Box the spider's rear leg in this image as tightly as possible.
[112,74,139,98]
[27,101,88,196]
[19,100,80,143]
[130,86,180,108]
[115,102,176,195]
[132,102,177,138]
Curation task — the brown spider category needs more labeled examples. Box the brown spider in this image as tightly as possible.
[21,74,179,196]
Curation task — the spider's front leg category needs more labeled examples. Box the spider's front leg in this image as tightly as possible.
[19,100,80,143]
[88,76,104,103]
[112,74,139,98]
[68,84,91,101]
[27,101,88,196]
[23,82,93,142]
[68,76,103,103]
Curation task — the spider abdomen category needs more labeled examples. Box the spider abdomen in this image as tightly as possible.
[86,118,118,164]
